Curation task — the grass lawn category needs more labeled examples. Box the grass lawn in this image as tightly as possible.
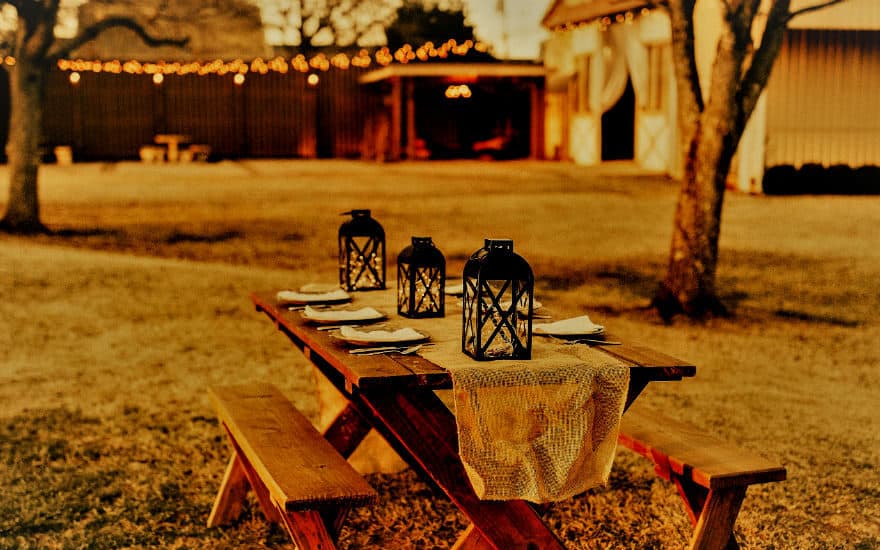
[1,159,878,548]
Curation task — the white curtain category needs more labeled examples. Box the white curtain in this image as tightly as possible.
[610,24,649,110]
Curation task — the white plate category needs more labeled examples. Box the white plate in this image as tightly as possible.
[301,306,385,324]
[276,288,351,306]
[533,315,605,337]
[333,325,429,346]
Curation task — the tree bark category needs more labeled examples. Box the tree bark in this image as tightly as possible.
[1,58,48,233]
[656,126,733,320]
[0,1,187,234]
[653,0,822,320]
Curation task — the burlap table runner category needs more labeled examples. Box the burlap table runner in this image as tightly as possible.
[421,339,629,503]
[324,290,630,502]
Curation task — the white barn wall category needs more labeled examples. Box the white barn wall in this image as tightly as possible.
[765,29,880,168]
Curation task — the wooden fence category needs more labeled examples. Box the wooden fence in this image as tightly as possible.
[28,66,378,161]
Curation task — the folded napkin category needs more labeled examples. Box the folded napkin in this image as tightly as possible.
[303,305,382,322]
[338,325,425,343]
[534,315,604,335]
[277,288,350,304]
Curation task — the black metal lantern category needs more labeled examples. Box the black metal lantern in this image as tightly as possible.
[462,239,534,360]
[339,209,385,291]
[397,236,445,318]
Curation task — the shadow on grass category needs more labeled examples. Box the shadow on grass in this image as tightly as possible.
[163,230,242,244]
[51,227,126,238]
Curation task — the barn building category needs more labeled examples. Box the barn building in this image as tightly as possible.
[541,0,880,191]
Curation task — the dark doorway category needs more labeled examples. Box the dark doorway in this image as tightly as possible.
[414,81,530,160]
[601,78,635,161]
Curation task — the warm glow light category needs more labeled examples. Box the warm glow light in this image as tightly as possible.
[233,73,246,85]
[307,73,319,86]
[152,73,164,85]
[69,71,81,84]
[445,84,472,99]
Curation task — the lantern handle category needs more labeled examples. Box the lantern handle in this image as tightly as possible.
[340,209,372,217]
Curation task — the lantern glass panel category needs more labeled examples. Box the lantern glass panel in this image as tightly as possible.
[462,239,533,360]
[338,210,385,291]
[397,237,445,318]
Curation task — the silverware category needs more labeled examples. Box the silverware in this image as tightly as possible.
[348,344,425,356]
[317,322,387,331]
[565,338,621,346]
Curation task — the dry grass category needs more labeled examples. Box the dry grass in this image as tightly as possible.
[1,159,878,549]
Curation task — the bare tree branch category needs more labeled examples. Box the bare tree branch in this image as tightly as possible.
[787,0,848,22]
[48,16,188,60]
[666,0,704,115]
[735,0,790,135]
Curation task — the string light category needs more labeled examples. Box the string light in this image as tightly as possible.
[307,73,319,86]
[69,71,80,84]
[44,38,492,86]
[551,10,643,33]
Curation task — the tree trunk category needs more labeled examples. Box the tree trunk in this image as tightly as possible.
[1,58,47,233]
[655,119,735,320]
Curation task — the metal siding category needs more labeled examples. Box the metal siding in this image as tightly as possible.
[766,29,880,167]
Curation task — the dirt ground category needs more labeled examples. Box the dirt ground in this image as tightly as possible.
[1,159,878,549]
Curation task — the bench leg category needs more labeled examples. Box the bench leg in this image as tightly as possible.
[689,486,746,550]
[276,505,338,550]
[218,429,283,524]
[207,453,250,526]
[672,476,745,550]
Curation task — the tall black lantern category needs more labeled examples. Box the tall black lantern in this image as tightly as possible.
[462,239,534,360]
[397,237,445,318]
[339,209,386,291]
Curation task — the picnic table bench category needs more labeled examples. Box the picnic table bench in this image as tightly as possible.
[618,404,787,549]
[207,383,377,549]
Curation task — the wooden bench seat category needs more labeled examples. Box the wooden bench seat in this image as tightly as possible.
[207,383,377,549]
[618,404,786,550]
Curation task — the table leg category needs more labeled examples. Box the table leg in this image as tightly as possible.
[452,524,493,549]
[624,374,651,411]
[167,140,180,162]
[322,402,372,458]
[358,387,566,550]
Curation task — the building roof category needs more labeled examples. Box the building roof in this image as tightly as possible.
[789,0,880,30]
[542,0,880,31]
[541,0,649,29]
[358,62,544,84]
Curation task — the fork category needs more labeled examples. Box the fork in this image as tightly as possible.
[348,344,424,356]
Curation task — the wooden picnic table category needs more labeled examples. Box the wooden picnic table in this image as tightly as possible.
[250,290,696,549]
[154,134,191,162]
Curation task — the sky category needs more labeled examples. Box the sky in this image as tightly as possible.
[0,0,553,60]
[463,0,553,60]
